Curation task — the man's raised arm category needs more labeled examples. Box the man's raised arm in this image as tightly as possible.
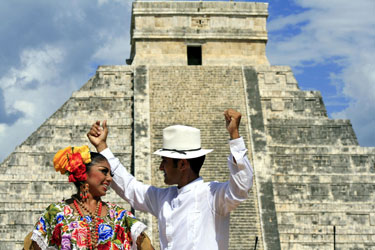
[213,109,254,215]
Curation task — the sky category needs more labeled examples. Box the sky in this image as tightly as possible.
[0,0,374,163]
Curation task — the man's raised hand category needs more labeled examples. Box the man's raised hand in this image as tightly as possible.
[224,109,241,139]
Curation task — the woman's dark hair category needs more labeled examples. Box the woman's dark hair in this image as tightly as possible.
[73,152,108,191]
[173,155,206,176]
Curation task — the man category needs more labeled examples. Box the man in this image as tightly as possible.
[87,109,253,250]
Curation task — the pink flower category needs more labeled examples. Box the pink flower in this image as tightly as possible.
[64,205,72,216]
[72,227,88,248]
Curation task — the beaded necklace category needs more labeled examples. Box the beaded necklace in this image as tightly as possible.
[73,198,103,250]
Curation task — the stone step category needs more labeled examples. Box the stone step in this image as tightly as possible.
[260,90,327,119]
[268,145,375,175]
[272,174,375,184]
[277,223,375,235]
[279,233,374,244]
[273,181,375,203]
[266,118,358,146]
[271,153,374,175]
[275,201,375,212]
[59,98,133,112]
[269,145,375,154]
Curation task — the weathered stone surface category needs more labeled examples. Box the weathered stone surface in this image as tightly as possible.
[130,1,269,66]
[255,64,375,249]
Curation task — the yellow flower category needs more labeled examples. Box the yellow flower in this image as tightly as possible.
[53,147,72,174]
[79,220,87,227]
[73,145,91,164]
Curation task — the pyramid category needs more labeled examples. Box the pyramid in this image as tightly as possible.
[1,2,374,249]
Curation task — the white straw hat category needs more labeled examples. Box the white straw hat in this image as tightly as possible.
[153,125,213,159]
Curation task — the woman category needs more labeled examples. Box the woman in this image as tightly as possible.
[30,145,153,250]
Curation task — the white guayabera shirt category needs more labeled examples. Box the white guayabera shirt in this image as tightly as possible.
[101,137,253,250]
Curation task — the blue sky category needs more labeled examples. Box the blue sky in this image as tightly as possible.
[0,0,374,162]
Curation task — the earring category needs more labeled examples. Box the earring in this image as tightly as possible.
[80,183,89,202]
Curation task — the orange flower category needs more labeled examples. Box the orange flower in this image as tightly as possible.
[53,147,73,174]
[52,145,91,180]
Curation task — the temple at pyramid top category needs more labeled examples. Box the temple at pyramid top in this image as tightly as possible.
[127,1,270,66]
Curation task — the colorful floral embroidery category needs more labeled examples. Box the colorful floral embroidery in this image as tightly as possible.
[109,209,116,219]
[36,217,46,233]
[84,215,92,223]
[117,210,126,221]
[33,201,140,249]
[62,225,69,233]
[64,205,72,216]
[72,227,88,248]
[61,234,72,250]
[98,224,114,243]
[51,223,63,246]
[97,241,111,250]
[114,224,125,243]
[56,212,65,223]
[126,211,135,219]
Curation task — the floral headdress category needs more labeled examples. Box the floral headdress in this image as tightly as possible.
[53,145,91,183]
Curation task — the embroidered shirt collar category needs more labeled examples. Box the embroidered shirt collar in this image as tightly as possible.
[177,177,203,194]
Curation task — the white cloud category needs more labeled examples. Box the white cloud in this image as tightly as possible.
[267,0,375,146]
[0,124,5,134]
[13,100,35,117]
[52,5,86,23]
[0,45,75,162]
[1,46,64,113]
[267,12,309,31]
[92,34,130,63]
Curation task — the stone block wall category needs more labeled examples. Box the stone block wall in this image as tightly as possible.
[130,1,269,66]
[252,65,375,250]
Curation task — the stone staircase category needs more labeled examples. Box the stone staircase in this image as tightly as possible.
[147,65,263,250]
[0,66,134,249]
[256,66,375,250]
